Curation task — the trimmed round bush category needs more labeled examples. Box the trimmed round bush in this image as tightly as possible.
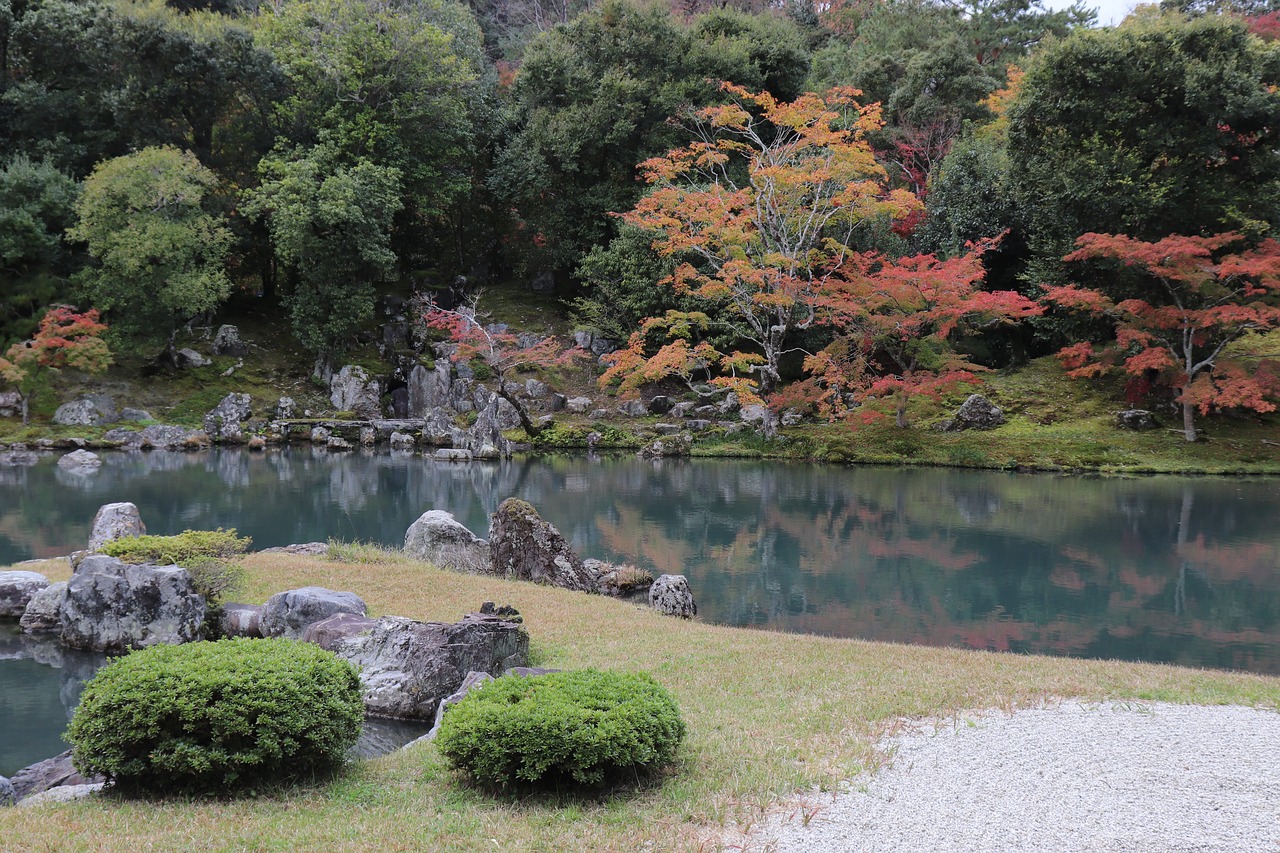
[435,669,685,789]
[67,638,363,794]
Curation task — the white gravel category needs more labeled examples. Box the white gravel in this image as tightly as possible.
[738,702,1280,853]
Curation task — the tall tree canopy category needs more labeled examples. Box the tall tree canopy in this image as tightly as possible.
[1007,11,1280,280]
[68,145,232,359]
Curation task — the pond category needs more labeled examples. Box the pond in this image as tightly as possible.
[1,447,1278,680]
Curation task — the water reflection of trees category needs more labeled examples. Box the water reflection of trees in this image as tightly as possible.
[2,451,1278,673]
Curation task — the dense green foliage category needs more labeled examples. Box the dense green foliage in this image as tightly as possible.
[435,669,685,789]
[101,527,251,603]
[67,638,364,794]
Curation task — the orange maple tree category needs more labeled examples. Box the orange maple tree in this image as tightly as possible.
[0,306,113,424]
[1043,232,1280,442]
[600,83,917,431]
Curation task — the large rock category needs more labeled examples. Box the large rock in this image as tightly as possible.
[459,395,513,459]
[259,586,367,640]
[19,581,66,633]
[941,394,1006,432]
[102,424,201,450]
[57,449,101,471]
[649,574,697,618]
[9,751,103,802]
[334,612,528,719]
[0,775,13,807]
[330,365,383,418]
[0,571,50,617]
[218,603,263,638]
[203,393,252,443]
[60,555,206,653]
[0,390,20,419]
[488,498,599,592]
[301,612,377,650]
[404,510,489,572]
[212,324,248,356]
[1116,409,1159,431]
[407,362,454,417]
[87,502,145,551]
[175,348,210,368]
[52,397,116,427]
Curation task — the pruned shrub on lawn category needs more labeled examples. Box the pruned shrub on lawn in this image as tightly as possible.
[66,638,363,794]
[435,669,685,790]
[101,528,250,604]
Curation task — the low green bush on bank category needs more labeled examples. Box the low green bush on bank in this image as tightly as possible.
[67,638,363,795]
[101,528,250,604]
[436,669,685,790]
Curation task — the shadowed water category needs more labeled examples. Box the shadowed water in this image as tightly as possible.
[1,447,1278,676]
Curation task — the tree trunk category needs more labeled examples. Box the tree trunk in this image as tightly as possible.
[895,396,909,429]
[20,395,28,426]
[497,384,544,438]
[1181,395,1197,442]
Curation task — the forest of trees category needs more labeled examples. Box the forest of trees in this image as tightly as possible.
[2,0,1280,436]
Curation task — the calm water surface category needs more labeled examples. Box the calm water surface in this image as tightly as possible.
[1,447,1278,679]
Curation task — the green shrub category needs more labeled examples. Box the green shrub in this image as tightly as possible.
[435,669,685,790]
[67,638,364,794]
[101,528,250,604]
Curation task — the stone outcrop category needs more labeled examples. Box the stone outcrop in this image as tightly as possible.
[212,324,248,356]
[458,395,513,459]
[488,498,599,592]
[1116,409,1159,431]
[175,348,210,368]
[639,433,692,458]
[56,449,101,471]
[0,390,20,419]
[301,612,377,650]
[259,586,368,640]
[203,393,252,443]
[330,365,383,418]
[102,424,202,450]
[218,603,263,638]
[0,571,50,617]
[19,581,66,633]
[404,510,489,572]
[87,502,145,551]
[0,775,13,807]
[60,555,206,653]
[9,751,103,802]
[939,394,1006,432]
[649,574,697,618]
[52,398,116,427]
[333,611,528,719]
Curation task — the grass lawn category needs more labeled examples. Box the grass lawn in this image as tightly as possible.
[4,550,1278,852]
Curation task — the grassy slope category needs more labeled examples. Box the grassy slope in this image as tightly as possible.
[4,552,1277,852]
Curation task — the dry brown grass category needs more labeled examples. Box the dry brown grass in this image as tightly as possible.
[3,551,1277,852]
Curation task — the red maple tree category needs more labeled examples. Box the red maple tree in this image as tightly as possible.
[0,306,113,424]
[423,298,587,436]
[1043,232,1280,441]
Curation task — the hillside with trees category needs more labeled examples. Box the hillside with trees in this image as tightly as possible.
[2,0,1279,460]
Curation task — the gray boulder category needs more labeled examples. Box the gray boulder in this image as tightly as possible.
[212,324,248,356]
[330,365,383,418]
[1116,409,1159,431]
[88,502,145,551]
[389,430,416,451]
[649,574,697,618]
[648,395,673,415]
[218,603,263,638]
[566,396,592,413]
[617,399,648,417]
[175,348,211,368]
[334,611,528,719]
[459,395,513,459]
[52,398,116,427]
[0,775,13,807]
[407,362,453,417]
[274,396,296,419]
[0,571,50,617]
[259,586,368,640]
[9,751,103,802]
[0,390,20,419]
[488,498,599,592]
[422,409,456,446]
[60,555,206,653]
[203,393,252,443]
[57,449,101,471]
[119,407,153,422]
[435,448,473,462]
[301,612,377,651]
[941,394,1006,432]
[17,783,105,807]
[524,379,548,398]
[404,510,489,572]
[638,433,692,458]
[310,426,331,444]
[19,581,66,633]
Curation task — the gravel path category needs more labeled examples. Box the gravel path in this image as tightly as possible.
[737,702,1280,853]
